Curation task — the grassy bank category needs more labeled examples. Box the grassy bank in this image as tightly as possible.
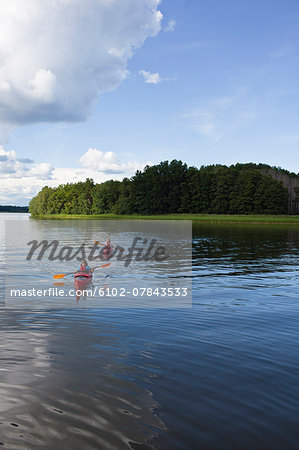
[30,213,299,224]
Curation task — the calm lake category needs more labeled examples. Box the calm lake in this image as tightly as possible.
[1,213,299,449]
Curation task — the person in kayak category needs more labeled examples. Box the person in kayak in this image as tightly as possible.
[103,238,113,259]
[78,259,93,273]
[75,260,93,303]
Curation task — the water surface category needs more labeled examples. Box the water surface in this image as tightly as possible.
[1,214,299,449]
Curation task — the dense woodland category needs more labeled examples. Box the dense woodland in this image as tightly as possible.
[29,161,299,216]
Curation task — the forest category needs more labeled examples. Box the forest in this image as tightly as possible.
[29,161,299,216]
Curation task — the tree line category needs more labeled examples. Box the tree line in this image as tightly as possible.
[29,160,299,216]
[0,205,29,212]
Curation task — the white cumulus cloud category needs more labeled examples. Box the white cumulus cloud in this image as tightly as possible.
[0,146,150,205]
[0,145,54,204]
[80,148,149,174]
[0,146,53,179]
[139,70,162,84]
[0,0,162,129]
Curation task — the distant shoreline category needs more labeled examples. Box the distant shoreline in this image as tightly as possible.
[30,213,299,224]
[0,206,29,213]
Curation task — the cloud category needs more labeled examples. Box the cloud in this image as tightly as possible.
[0,178,49,205]
[139,70,162,84]
[0,0,162,130]
[0,146,150,205]
[17,158,34,164]
[182,89,262,143]
[0,146,53,179]
[164,19,176,32]
[79,148,149,174]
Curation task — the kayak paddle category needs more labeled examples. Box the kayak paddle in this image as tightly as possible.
[53,263,111,279]
[92,263,112,270]
[94,241,104,245]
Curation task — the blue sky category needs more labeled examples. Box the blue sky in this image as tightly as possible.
[0,0,299,204]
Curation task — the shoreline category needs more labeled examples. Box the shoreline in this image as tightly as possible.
[30,213,299,224]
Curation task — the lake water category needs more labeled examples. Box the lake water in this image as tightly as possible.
[1,213,299,449]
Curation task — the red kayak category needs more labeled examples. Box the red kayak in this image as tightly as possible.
[102,245,113,259]
[74,271,92,291]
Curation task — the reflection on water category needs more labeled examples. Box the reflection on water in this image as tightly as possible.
[0,214,29,307]
[0,310,165,449]
[193,223,299,309]
[0,215,299,449]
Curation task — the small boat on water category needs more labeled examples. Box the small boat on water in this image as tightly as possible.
[102,239,113,259]
[74,271,92,291]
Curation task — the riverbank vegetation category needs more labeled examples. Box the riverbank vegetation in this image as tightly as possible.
[31,213,299,224]
[29,160,299,217]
